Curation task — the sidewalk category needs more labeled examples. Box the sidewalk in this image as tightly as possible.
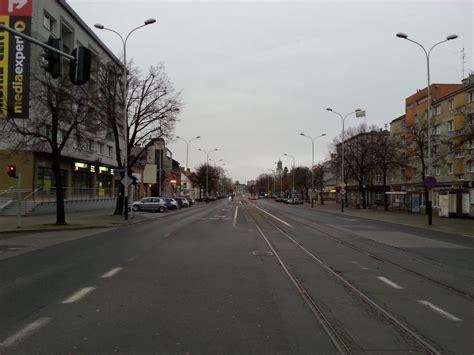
[0,209,157,234]
[305,201,474,236]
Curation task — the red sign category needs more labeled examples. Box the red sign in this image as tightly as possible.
[0,0,33,16]
[170,179,177,184]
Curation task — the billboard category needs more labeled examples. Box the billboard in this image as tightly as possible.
[0,0,32,119]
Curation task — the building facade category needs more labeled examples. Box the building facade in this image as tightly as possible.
[390,75,474,217]
[0,0,124,199]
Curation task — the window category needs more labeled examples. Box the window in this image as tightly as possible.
[432,105,441,116]
[376,192,382,201]
[375,174,382,183]
[469,160,474,172]
[448,99,453,111]
[432,145,440,155]
[107,146,113,157]
[454,151,464,158]
[447,120,453,131]
[456,174,464,181]
[86,139,94,152]
[469,91,474,103]
[448,163,453,174]
[98,143,104,155]
[434,166,440,176]
[433,125,441,135]
[43,12,55,32]
[448,142,453,152]
[469,140,474,150]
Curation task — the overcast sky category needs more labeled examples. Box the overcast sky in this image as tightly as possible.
[69,0,473,183]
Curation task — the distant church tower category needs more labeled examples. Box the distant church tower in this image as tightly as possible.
[276,159,283,175]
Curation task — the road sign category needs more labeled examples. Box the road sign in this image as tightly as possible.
[424,176,437,189]
[340,188,346,195]
[341,183,346,188]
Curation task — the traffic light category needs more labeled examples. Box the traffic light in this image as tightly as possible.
[69,47,91,85]
[42,35,62,79]
[7,165,17,178]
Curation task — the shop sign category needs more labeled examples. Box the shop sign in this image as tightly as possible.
[74,162,89,171]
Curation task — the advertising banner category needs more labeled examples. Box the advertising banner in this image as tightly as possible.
[0,0,32,119]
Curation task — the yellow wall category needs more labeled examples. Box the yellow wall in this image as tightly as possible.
[0,150,34,190]
[453,92,466,109]
[453,159,464,174]
[453,113,465,130]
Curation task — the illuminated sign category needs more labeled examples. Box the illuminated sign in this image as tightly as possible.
[0,0,32,119]
[170,179,177,184]
[74,162,88,171]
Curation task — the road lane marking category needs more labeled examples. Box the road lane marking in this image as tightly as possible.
[377,276,404,289]
[0,317,52,347]
[463,234,474,238]
[337,217,358,222]
[233,206,239,227]
[351,261,368,270]
[101,267,123,278]
[253,205,293,228]
[417,300,462,321]
[61,287,96,304]
[127,255,138,262]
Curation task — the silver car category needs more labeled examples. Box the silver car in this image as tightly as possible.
[132,197,167,212]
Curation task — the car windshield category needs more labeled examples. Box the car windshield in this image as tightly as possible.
[0,1,472,354]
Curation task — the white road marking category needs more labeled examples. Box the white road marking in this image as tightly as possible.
[239,201,242,205]
[233,206,239,227]
[101,267,123,278]
[377,276,404,289]
[417,300,462,321]
[253,205,293,228]
[61,287,96,304]
[463,234,474,238]
[127,255,138,262]
[0,317,52,347]
[337,217,358,222]
[214,215,227,218]
[351,261,368,270]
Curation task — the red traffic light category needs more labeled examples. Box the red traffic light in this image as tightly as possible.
[7,165,17,178]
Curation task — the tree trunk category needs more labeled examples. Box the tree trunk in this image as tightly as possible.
[51,153,66,225]
[114,182,124,215]
[383,170,389,211]
[360,184,367,209]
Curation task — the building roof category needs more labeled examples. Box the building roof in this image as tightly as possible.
[58,0,122,66]
[390,114,406,124]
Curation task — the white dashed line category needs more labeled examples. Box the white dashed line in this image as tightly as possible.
[417,300,462,321]
[101,267,123,278]
[0,317,52,347]
[377,276,404,289]
[127,255,138,262]
[61,287,96,304]
[233,206,239,227]
[463,234,474,238]
[351,261,368,270]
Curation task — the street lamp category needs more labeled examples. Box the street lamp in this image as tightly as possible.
[176,135,200,195]
[94,18,157,220]
[198,148,218,197]
[283,153,295,197]
[326,108,362,213]
[396,32,458,226]
[300,132,326,205]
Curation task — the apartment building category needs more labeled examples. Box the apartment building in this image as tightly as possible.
[390,75,474,217]
[0,0,124,196]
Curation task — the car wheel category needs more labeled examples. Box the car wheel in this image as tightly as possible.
[159,206,166,213]
[133,205,140,211]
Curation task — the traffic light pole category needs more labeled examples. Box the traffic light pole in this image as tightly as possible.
[16,174,21,229]
[0,24,74,61]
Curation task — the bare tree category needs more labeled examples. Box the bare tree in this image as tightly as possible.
[0,73,98,225]
[96,62,182,214]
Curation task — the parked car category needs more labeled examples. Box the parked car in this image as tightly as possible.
[132,197,167,212]
[174,197,190,208]
[185,197,195,205]
[165,198,180,210]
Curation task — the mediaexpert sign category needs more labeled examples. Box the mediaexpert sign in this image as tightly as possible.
[0,0,32,119]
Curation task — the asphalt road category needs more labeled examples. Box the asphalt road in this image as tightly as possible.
[0,198,472,354]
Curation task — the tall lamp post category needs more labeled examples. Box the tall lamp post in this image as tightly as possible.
[198,148,218,197]
[283,153,295,197]
[176,135,200,195]
[396,32,458,226]
[95,18,157,220]
[300,132,326,205]
[326,108,362,213]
